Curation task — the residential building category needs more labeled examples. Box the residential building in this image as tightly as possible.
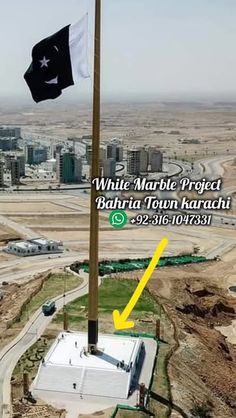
[86,144,93,165]
[107,143,117,160]
[25,144,48,165]
[4,154,15,170]
[17,155,26,176]
[0,137,18,151]
[149,149,163,172]
[0,161,4,187]
[139,147,149,172]
[99,146,107,165]
[103,158,116,178]
[127,149,141,175]
[116,145,124,162]
[10,158,21,185]
[0,127,21,138]
[56,152,83,183]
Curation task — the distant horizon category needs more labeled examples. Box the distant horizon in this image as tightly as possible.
[3,91,236,107]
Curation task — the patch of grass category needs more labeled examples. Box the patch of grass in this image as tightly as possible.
[53,278,159,333]
[13,273,82,328]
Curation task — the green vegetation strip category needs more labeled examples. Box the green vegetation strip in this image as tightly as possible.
[53,278,159,332]
[71,255,207,276]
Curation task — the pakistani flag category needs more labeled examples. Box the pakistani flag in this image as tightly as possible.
[24,15,89,103]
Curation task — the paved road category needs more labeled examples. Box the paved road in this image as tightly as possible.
[0,252,82,284]
[197,155,234,180]
[0,272,91,418]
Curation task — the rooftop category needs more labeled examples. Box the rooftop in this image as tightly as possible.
[11,241,36,250]
[33,332,157,407]
[30,238,61,246]
[45,332,141,371]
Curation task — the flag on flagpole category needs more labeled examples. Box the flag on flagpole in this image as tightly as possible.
[24,14,89,103]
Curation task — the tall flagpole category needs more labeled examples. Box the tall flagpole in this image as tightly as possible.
[88,0,101,354]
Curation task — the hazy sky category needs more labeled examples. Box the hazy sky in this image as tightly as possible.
[1,0,236,102]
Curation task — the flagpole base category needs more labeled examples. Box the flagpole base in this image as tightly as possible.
[88,319,98,354]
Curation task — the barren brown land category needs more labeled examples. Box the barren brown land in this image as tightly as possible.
[0,101,236,417]
[1,101,236,156]
[117,253,236,418]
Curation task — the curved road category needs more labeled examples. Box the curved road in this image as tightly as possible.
[0,272,93,418]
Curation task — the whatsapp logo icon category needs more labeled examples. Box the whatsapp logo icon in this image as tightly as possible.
[109,210,128,229]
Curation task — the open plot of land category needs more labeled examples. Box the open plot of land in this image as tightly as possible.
[0,224,21,244]
[41,224,219,257]
[0,252,16,263]
[223,160,236,188]
[2,102,236,157]
[0,190,234,263]
[8,214,107,229]
[0,201,77,214]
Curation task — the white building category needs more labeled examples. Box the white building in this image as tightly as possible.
[6,238,63,257]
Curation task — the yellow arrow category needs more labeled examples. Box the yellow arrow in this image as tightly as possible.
[113,238,168,330]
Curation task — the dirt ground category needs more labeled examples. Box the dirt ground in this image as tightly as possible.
[222,160,236,214]
[0,201,77,214]
[12,398,66,418]
[0,224,21,245]
[0,275,44,351]
[74,409,113,418]
[8,214,108,228]
[2,102,236,157]
[148,260,236,418]
[1,102,236,417]
[0,269,71,351]
[223,160,236,187]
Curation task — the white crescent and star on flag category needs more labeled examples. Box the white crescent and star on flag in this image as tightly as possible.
[39,49,59,85]
[39,56,50,68]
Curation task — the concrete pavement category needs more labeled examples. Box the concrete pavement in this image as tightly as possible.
[0,252,83,284]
